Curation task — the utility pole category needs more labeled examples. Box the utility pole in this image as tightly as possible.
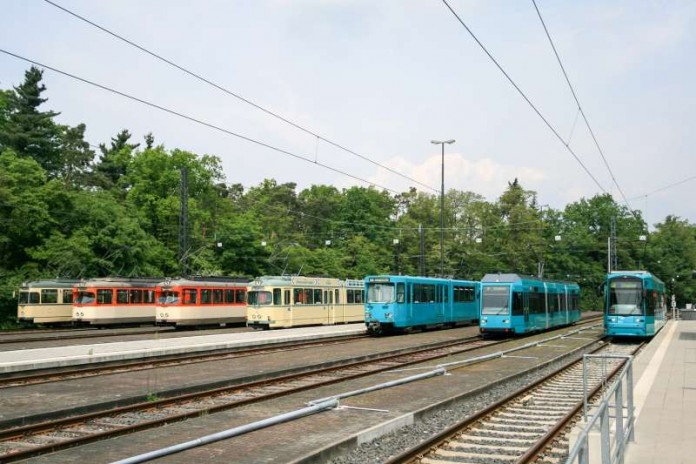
[179,167,189,276]
[431,139,455,277]
[419,224,425,276]
[610,216,618,272]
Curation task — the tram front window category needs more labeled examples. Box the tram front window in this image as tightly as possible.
[18,291,39,304]
[482,286,510,315]
[367,284,395,303]
[248,290,272,305]
[76,291,95,304]
[608,280,643,315]
[158,291,180,305]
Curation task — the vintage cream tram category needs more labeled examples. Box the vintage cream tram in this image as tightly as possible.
[17,279,80,324]
[72,277,161,325]
[247,275,365,329]
[155,277,249,327]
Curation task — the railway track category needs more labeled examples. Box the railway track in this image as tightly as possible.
[0,327,176,345]
[385,341,643,464]
[0,335,502,462]
[0,334,369,388]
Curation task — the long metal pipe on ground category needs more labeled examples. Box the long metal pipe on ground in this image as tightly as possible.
[111,399,339,464]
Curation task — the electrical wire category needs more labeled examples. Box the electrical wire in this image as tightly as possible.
[531,0,636,217]
[43,0,439,194]
[627,175,696,201]
[439,0,608,194]
[0,48,403,195]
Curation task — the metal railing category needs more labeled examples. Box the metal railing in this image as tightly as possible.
[567,354,635,464]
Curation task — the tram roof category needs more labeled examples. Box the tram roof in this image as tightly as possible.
[20,279,81,289]
[607,270,663,284]
[250,275,362,287]
[481,273,577,286]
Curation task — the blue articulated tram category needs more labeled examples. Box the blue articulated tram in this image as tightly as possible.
[364,275,480,335]
[479,273,581,335]
[604,271,666,337]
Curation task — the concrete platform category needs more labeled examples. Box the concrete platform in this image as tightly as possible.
[0,324,367,373]
[623,320,696,464]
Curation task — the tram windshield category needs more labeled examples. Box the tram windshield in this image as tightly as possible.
[367,283,395,303]
[608,280,643,315]
[247,290,272,305]
[18,291,39,304]
[158,291,180,305]
[75,291,95,304]
[482,286,510,315]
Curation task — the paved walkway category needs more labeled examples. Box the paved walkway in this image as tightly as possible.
[0,324,366,373]
[624,320,696,464]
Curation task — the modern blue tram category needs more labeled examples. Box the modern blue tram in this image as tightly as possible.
[363,275,480,335]
[479,273,581,335]
[604,270,666,337]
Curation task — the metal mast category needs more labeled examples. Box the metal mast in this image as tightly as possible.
[179,167,189,275]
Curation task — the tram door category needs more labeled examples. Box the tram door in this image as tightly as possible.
[436,284,445,322]
[325,290,332,324]
[523,292,530,327]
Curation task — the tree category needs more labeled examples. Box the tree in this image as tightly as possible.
[57,123,95,188]
[645,216,696,307]
[0,67,61,175]
[91,129,139,190]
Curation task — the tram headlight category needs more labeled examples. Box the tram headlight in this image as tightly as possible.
[385,312,392,319]
[636,318,643,323]
[503,319,509,324]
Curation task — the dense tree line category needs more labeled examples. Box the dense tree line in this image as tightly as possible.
[1,68,695,324]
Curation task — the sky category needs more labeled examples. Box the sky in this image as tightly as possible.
[1,0,695,231]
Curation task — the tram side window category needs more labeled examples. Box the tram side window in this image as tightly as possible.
[63,289,74,304]
[512,292,524,315]
[314,289,322,304]
[19,292,40,304]
[414,284,436,304]
[201,289,212,304]
[273,288,282,305]
[117,289,129,304]
[396,283,405,303]
[184,289,197,304]
[453,286,475,303]
[144,290,155,304]
[213,289,224,304]
[236,289,245,304]
[285,290,291,305]
[130,290,143,304]
[347,289,363,304]
[225,289,234,304]
[303,288,314,304]
[41,289,58,304]
[97,289,113,304]
[529,292,542,314]
[335,289,339,304]
[646,292,656,316]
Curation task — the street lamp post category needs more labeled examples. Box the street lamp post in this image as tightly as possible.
[431,139,455,277]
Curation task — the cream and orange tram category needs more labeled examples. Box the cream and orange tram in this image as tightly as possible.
[72,277,161,325]
[246,276,365,329]
[155,277,249,327]
[17,279,80,324]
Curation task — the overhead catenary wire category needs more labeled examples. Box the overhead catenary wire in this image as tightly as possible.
[0,48,403,196]
[439,0,608,195]
[43,0,439,195]
[627,174,696,201]
[530,0,637,217]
